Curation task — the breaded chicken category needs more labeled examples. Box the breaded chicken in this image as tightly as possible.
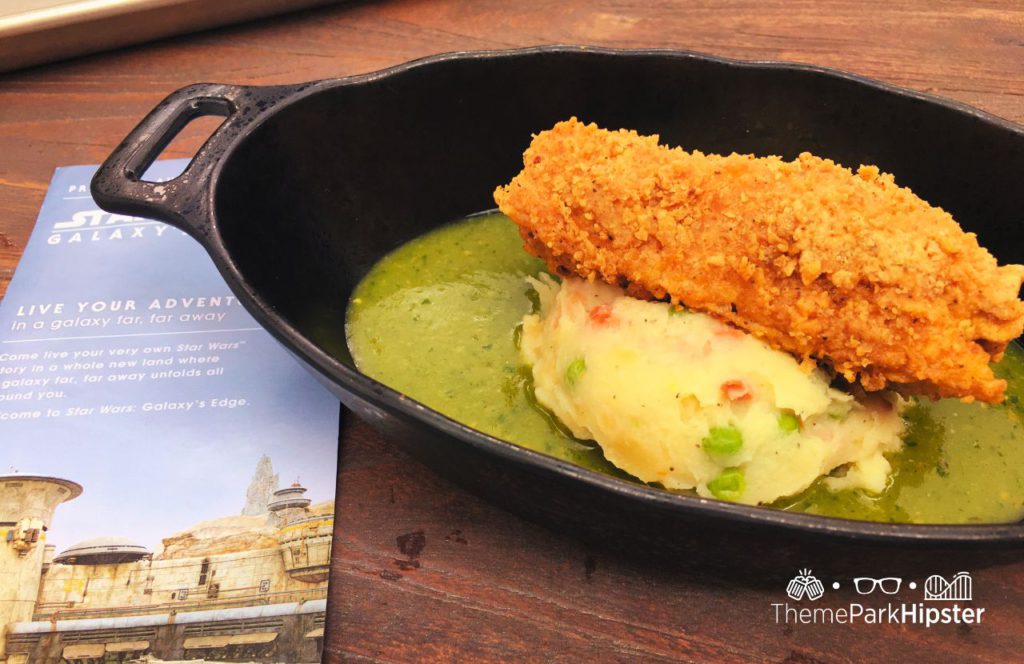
[494,118,1024,404]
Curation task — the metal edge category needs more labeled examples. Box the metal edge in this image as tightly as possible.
[0,0,344,74]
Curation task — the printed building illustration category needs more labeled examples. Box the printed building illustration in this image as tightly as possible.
[0,459,331,663]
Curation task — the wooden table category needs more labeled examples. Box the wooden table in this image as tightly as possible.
[2,1,1022,661]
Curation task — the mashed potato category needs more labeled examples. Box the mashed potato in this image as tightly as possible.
[521,277,906,504]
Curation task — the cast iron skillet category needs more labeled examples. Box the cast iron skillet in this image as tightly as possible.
[91,47,1024,546]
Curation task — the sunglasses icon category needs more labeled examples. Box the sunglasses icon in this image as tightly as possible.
[853,577,902,595]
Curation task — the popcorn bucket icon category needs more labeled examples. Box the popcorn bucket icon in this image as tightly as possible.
[787,569,825,601]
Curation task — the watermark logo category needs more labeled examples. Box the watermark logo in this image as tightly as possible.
[772,570,983,628]
[924,572,972,601]
[852,577,902,596]
[786,569,825,601]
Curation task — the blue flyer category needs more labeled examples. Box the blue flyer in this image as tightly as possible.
[0,161,338,663]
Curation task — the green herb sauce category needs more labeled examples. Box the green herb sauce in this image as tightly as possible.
[346,213,1024,524]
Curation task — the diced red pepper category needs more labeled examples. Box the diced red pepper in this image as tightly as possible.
[589,304,614,325]
[721,379,752,402]
[715,325,745,340]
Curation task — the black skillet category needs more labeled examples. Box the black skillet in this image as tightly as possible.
[91,47,1024,547]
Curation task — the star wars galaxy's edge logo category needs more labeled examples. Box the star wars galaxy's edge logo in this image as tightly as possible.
[49,209,177,245]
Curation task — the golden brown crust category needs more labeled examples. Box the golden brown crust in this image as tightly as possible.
[494,118,1024,404]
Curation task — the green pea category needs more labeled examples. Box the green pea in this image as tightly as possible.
[778,410,801,433]
[827,404,851,422]
[702,425,743,456]
[708,467,746,501]
[565,357,586,386]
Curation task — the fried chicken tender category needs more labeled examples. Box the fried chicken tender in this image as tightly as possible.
[494,118,1024,404]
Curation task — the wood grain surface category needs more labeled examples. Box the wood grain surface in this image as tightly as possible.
[1,1,1022,661]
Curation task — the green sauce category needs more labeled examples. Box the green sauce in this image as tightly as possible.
[346,213,1024,524]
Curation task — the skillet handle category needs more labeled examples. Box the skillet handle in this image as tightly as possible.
[90,82,273,241]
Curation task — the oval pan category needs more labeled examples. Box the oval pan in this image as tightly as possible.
[91,47,1024,546]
